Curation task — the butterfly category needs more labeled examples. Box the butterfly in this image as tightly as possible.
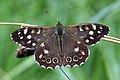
[11,21,110,69]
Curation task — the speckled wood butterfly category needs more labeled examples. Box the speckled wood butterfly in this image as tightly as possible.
[11,21,109,69]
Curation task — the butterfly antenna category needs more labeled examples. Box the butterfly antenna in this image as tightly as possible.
[59,67,71,80]
[60,8,71,22]
[44,11,57,23]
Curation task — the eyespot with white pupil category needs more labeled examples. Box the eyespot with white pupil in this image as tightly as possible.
[66,57,72,62]
[78,54,82,59]
[46,58,51,64]
[73,55,78,62]
[52,57,59,63]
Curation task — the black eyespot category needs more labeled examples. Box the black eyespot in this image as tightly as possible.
[66,57,72,62]
[73,55,78,62]
[53,58,59,63]
[46,58,51,63]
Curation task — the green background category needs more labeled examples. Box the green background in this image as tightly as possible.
[0,0,120,80]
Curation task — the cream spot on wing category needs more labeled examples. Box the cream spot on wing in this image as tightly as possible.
[32,43,36,46]
[74,47,79,52]
[89,31,94,35]
[44,49,49,54]
[18,32,21,35]
[27,40,31,44]
[46,58,51,64]
[85,39,89,43]
[100,27,102,29]
[79,27,83,31]
[31,29,35,33]
[77,41,81,44]
[90,36,94,40]
[20,36,23,39]
[92,24,96,30]
[97,31,101,33]
[39,54,43,59]
[27,35,32,39]
[47,67,53,69]
[37,29,40,34]
[24,28,28,34]
[40,42,45,47]
[85,26,89,30]
[80,50,85,55]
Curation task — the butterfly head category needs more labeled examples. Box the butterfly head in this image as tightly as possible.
[56,21,63,27]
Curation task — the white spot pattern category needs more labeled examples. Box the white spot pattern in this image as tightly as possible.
[89,31,94,35]
[44,49,49,54]
[79,27,83,31]
[90,36,94,40]
[74,47,79,52]
[24,28,28,34]
[27,40,31,44]
[20,36,23,39]
[40,42,45,47]
[92,24,96,30]
[37,29,40,34]
[32,43,36,46]
[85,39,89,43]
[27,35,32,39]
[97,31,101,33]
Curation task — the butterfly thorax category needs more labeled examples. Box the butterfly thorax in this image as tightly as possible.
[55,21,64,56]
[55,21,64,36]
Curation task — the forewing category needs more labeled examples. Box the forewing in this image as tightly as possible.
[35,33,62,69]
[67,23,110,45]
[11,26,54,48]
[62,32,89,67]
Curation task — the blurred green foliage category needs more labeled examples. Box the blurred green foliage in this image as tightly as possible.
[0,0,120,80]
